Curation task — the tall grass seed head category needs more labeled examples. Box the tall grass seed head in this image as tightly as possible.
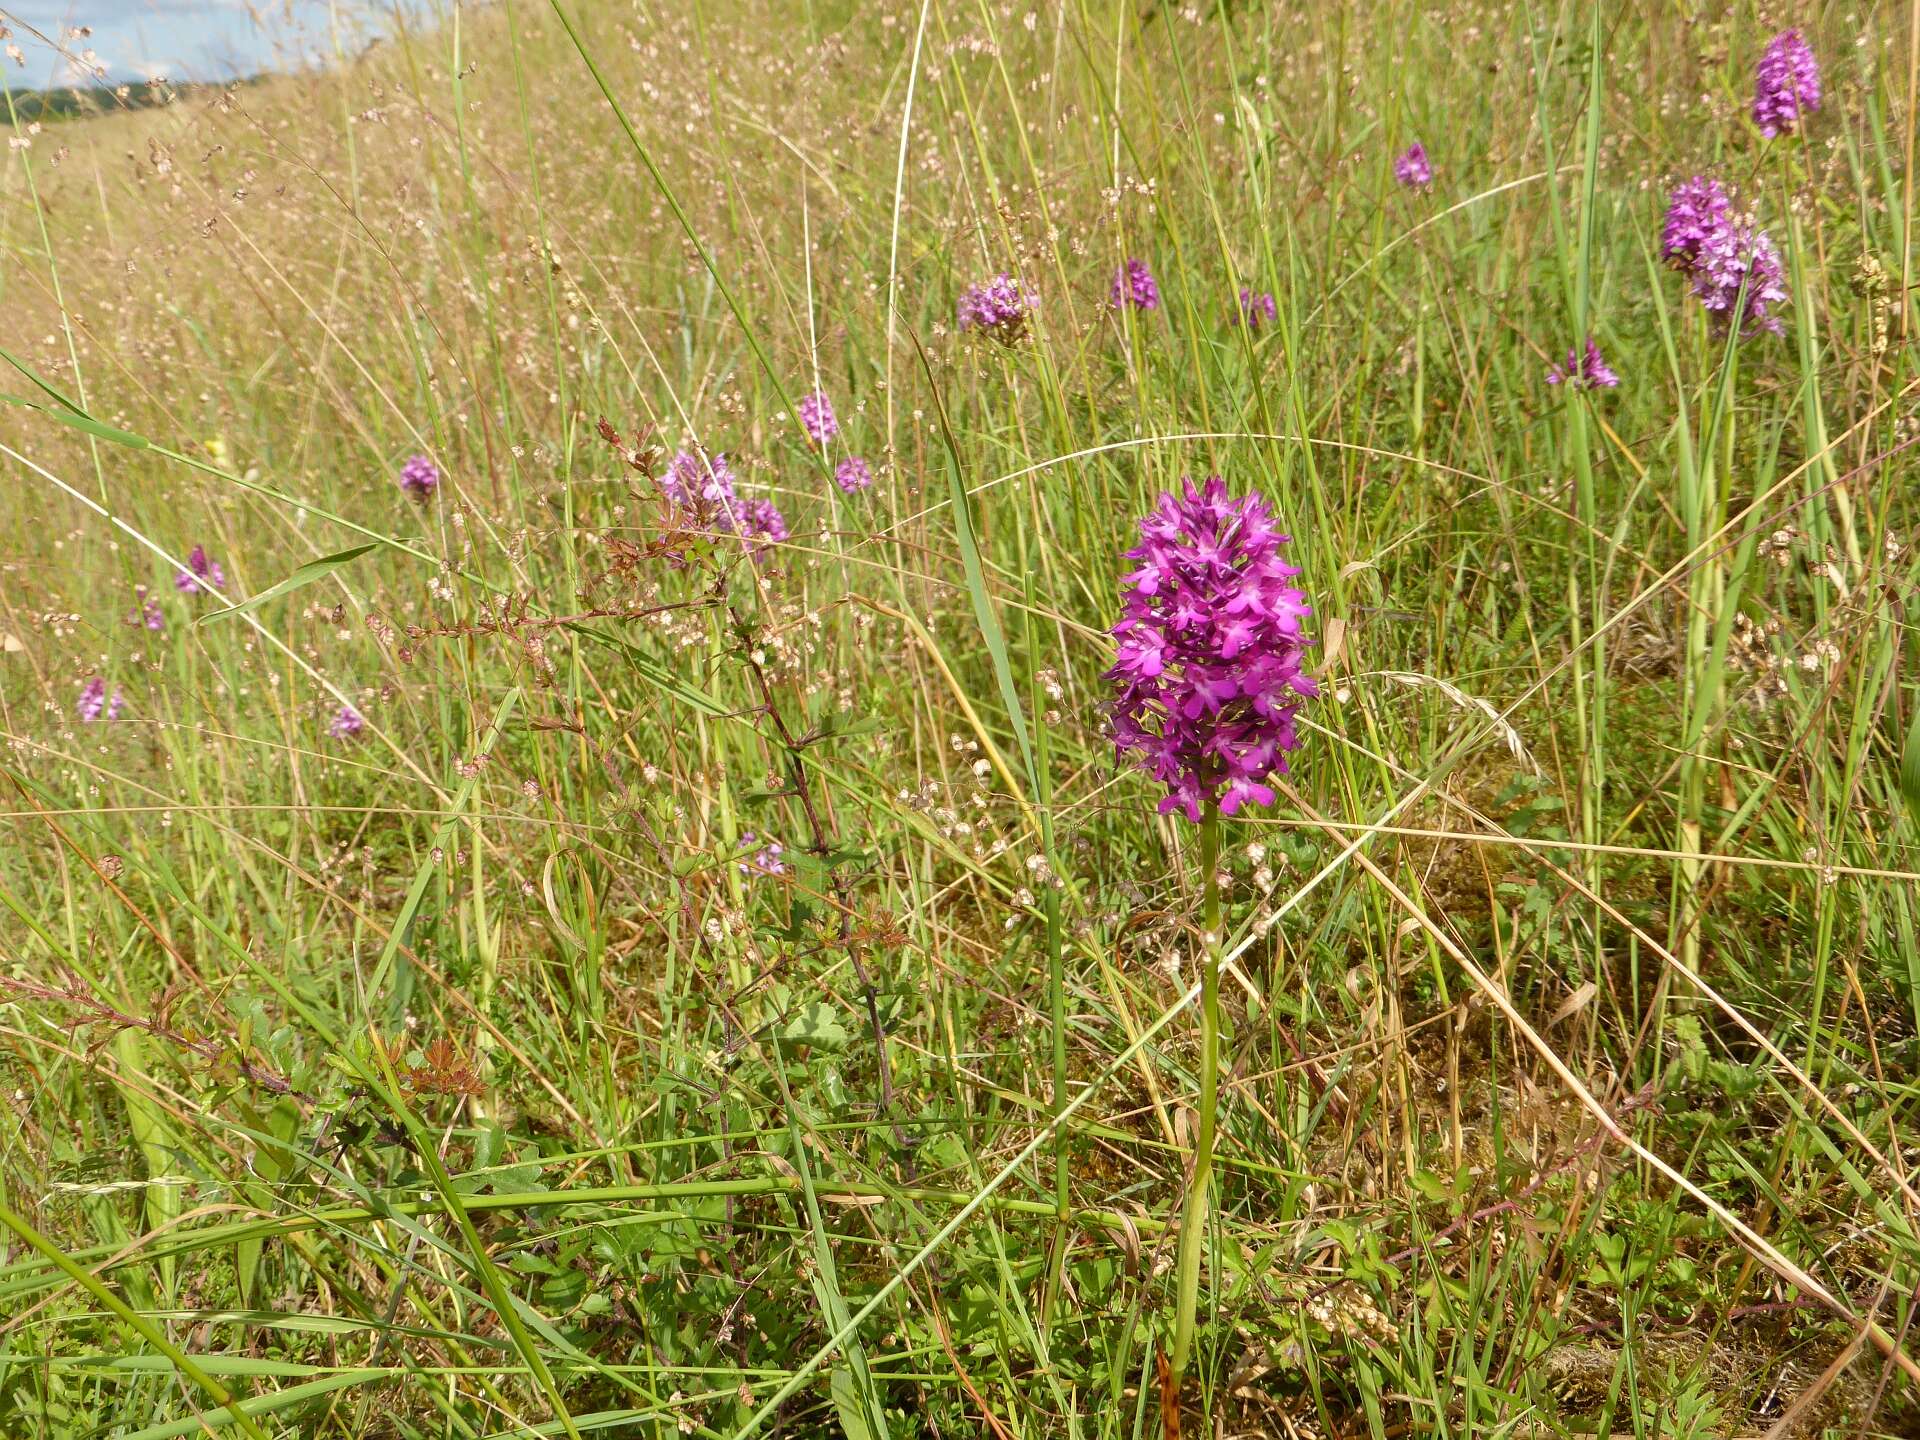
[1108,476,1318,822]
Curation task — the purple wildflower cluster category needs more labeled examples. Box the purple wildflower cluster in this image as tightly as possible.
[1753,28,1821,137]
[329,705,365,740]
[1546,339,1620,391]
[957,274,1035,343]
[127,586,164,632]
[1109,258,1161,311]
[1236,289,1277,329]
[175,545,226,594]
[1108,476,1318,822]
[399,453,440,499]
[797,391,838,445]
[1393,142,1432,189]
[1661,175,1789,336]
[834,456,874,494]
[660,450,788,548]
[738,833,786,878]
[77,676,125,722]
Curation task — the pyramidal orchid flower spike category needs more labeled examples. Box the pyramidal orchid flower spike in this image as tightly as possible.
[659,449,788,551]
[1546,339,1620,391]
[174,545,226,594]
[399,453,440,499]
[1393,141,1432,189]
[1660,176,1789,337]
[957,273,1035,344]
[1108,475,1317,823]
[1111,475,1317,1385]
[1753,28,1820,138]
[797,391,838,445]
[1109,257,1161,311]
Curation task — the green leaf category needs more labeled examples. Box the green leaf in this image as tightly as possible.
[829,1368,875,1440]
[196,543,382,625]
[780,1002,851,1052]
[1900,705,1920,830]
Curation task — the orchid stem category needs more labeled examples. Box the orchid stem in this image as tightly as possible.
[1170,802,1222,1385]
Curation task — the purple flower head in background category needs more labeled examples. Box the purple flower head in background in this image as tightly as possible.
[957,273,1035,344]
[738,833,786,878]
[1660,177,1789,337]
[1108,476,1318,823]
[127,585,165,632]
[834,456,874,494]
[1660,176,1733,270]
[797,391,838,445]
[1236,289,1277,329]
[1753,29,1821,137]
[77,676,125,722]
[659,450,787,551]
[329,705,365,740]
[174,545,226,594]
[399,453,440,498]
[1110,257,1161,311]
[1546,339,1620,390]
[1393,141,1432,189]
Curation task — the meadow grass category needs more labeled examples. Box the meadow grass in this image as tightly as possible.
[1,1,1919,1435]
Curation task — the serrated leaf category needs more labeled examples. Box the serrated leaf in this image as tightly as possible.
[197,543,381,625]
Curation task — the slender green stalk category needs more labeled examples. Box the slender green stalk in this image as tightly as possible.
[1170,802,1223,1384]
